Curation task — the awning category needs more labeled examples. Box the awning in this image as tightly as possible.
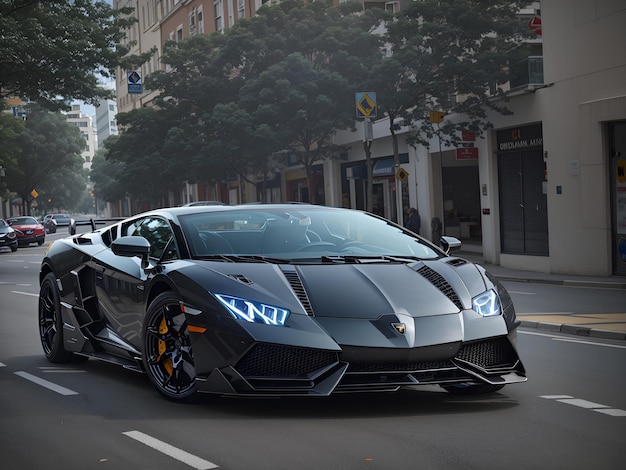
[372,159,396,177]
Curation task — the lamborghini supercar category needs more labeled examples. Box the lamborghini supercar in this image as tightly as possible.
[38,204,526,402]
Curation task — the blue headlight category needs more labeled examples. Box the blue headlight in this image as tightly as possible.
[214,294,290,326]
[472,289,502,317]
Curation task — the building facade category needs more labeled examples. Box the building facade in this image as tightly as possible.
[110,0,626,276]
[64,104,97,170]
[95,98,119,149]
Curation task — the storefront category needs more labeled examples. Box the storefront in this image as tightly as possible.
[497,123,548,256]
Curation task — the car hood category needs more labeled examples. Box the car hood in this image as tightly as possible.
[187,258,489,320]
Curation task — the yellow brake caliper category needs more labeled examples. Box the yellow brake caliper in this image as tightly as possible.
[158,316,174,376]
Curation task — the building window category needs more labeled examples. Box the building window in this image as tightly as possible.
[198,7,204,34]
[215,0,223,32]
[238,0,245,19]
[189,8,196,35]
[176,24,183,41]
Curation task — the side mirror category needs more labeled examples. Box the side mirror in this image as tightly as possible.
[112,236,151,269]
[440,236,461,254]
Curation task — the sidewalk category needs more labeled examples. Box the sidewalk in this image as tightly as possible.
[457,250,626,342]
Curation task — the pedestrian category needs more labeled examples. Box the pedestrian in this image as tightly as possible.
[405,207,421,234]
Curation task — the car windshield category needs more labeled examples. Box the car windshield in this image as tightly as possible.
[8,217,37,225]
[179,207,442,261]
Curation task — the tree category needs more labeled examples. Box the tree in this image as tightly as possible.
[0,0,148,110]
[240,54,355,204]
[89,143,128,206]
[385,0,532,147]
[2,105,86,215]
[0,108,26,199]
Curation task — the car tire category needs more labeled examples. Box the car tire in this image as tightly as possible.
[441,384,505,395]
[142,292,200,403]
[38,272,73,363]
[10,245,17,252]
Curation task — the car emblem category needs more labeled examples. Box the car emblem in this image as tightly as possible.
[391,322,406,335]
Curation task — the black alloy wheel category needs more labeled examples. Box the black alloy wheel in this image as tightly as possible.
[142,292,199,403]
[39,272,72,362]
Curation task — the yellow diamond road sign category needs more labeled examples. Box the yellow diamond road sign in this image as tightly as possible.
[355,92,377,118]
[31,189,38,198]
[429,111,445,123]
[396,168,409,181]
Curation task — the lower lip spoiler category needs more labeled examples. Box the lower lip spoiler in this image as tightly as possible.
[195,363,350,397]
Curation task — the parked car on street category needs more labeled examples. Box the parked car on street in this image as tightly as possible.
[6,216,45,247]
[38,204,526,402]
[43,213,71,233]
[0,219,18,252]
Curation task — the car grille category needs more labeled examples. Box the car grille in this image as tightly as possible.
[235,343,338,377]
[228,338,523,394]
[454,337,520,371]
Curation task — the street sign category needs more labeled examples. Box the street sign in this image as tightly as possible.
[31,189,38,198]
[429,111,445,123]
[127,71,143,94]
[355,92,377,118]
[396,167,409,181]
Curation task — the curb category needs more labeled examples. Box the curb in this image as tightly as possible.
[494,275,626,290]
[520,320,626,342]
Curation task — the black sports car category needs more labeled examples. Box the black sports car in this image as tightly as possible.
[39,204,526,402]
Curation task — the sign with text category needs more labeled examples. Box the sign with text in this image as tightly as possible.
[127,71,143,94]
[456,148,478,160]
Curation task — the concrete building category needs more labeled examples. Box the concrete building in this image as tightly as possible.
[95,98,119,149]
[331,1,626,277]
[64,104,97,170]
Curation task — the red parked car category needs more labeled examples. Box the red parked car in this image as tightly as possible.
[6,216,46,247]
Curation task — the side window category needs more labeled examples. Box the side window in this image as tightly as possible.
[127,217,178,261]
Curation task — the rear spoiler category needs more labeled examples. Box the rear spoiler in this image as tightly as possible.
[69,217,125,235]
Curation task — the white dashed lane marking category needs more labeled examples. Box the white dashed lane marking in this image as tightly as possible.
[14,371,79,396]
[123,430,219,469]
[542,395,626,417]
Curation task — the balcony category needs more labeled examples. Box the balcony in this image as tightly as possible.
[509,55,544,91]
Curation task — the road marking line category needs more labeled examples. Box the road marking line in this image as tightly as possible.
[594,409,626,417]
[541,395,625,417]
[556,398,608,409]
[14,371,78,395]
[0,362,5,367]
[11,291,38,297]
[123,430,218,469]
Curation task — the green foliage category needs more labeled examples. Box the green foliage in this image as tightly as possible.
[93,0,531,205]
[2,104,86,214]
[0,0,141,110]
[385,0,532,146]
[0,110,26,198]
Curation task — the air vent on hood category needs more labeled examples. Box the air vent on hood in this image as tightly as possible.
[416,265,463,310]
[282,271,315,316]
[446,257,468,267]
[227,274,253,284]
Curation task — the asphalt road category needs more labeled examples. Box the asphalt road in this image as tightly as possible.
[0,233,624,470]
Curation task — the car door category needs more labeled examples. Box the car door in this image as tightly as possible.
[94,216,178,351]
